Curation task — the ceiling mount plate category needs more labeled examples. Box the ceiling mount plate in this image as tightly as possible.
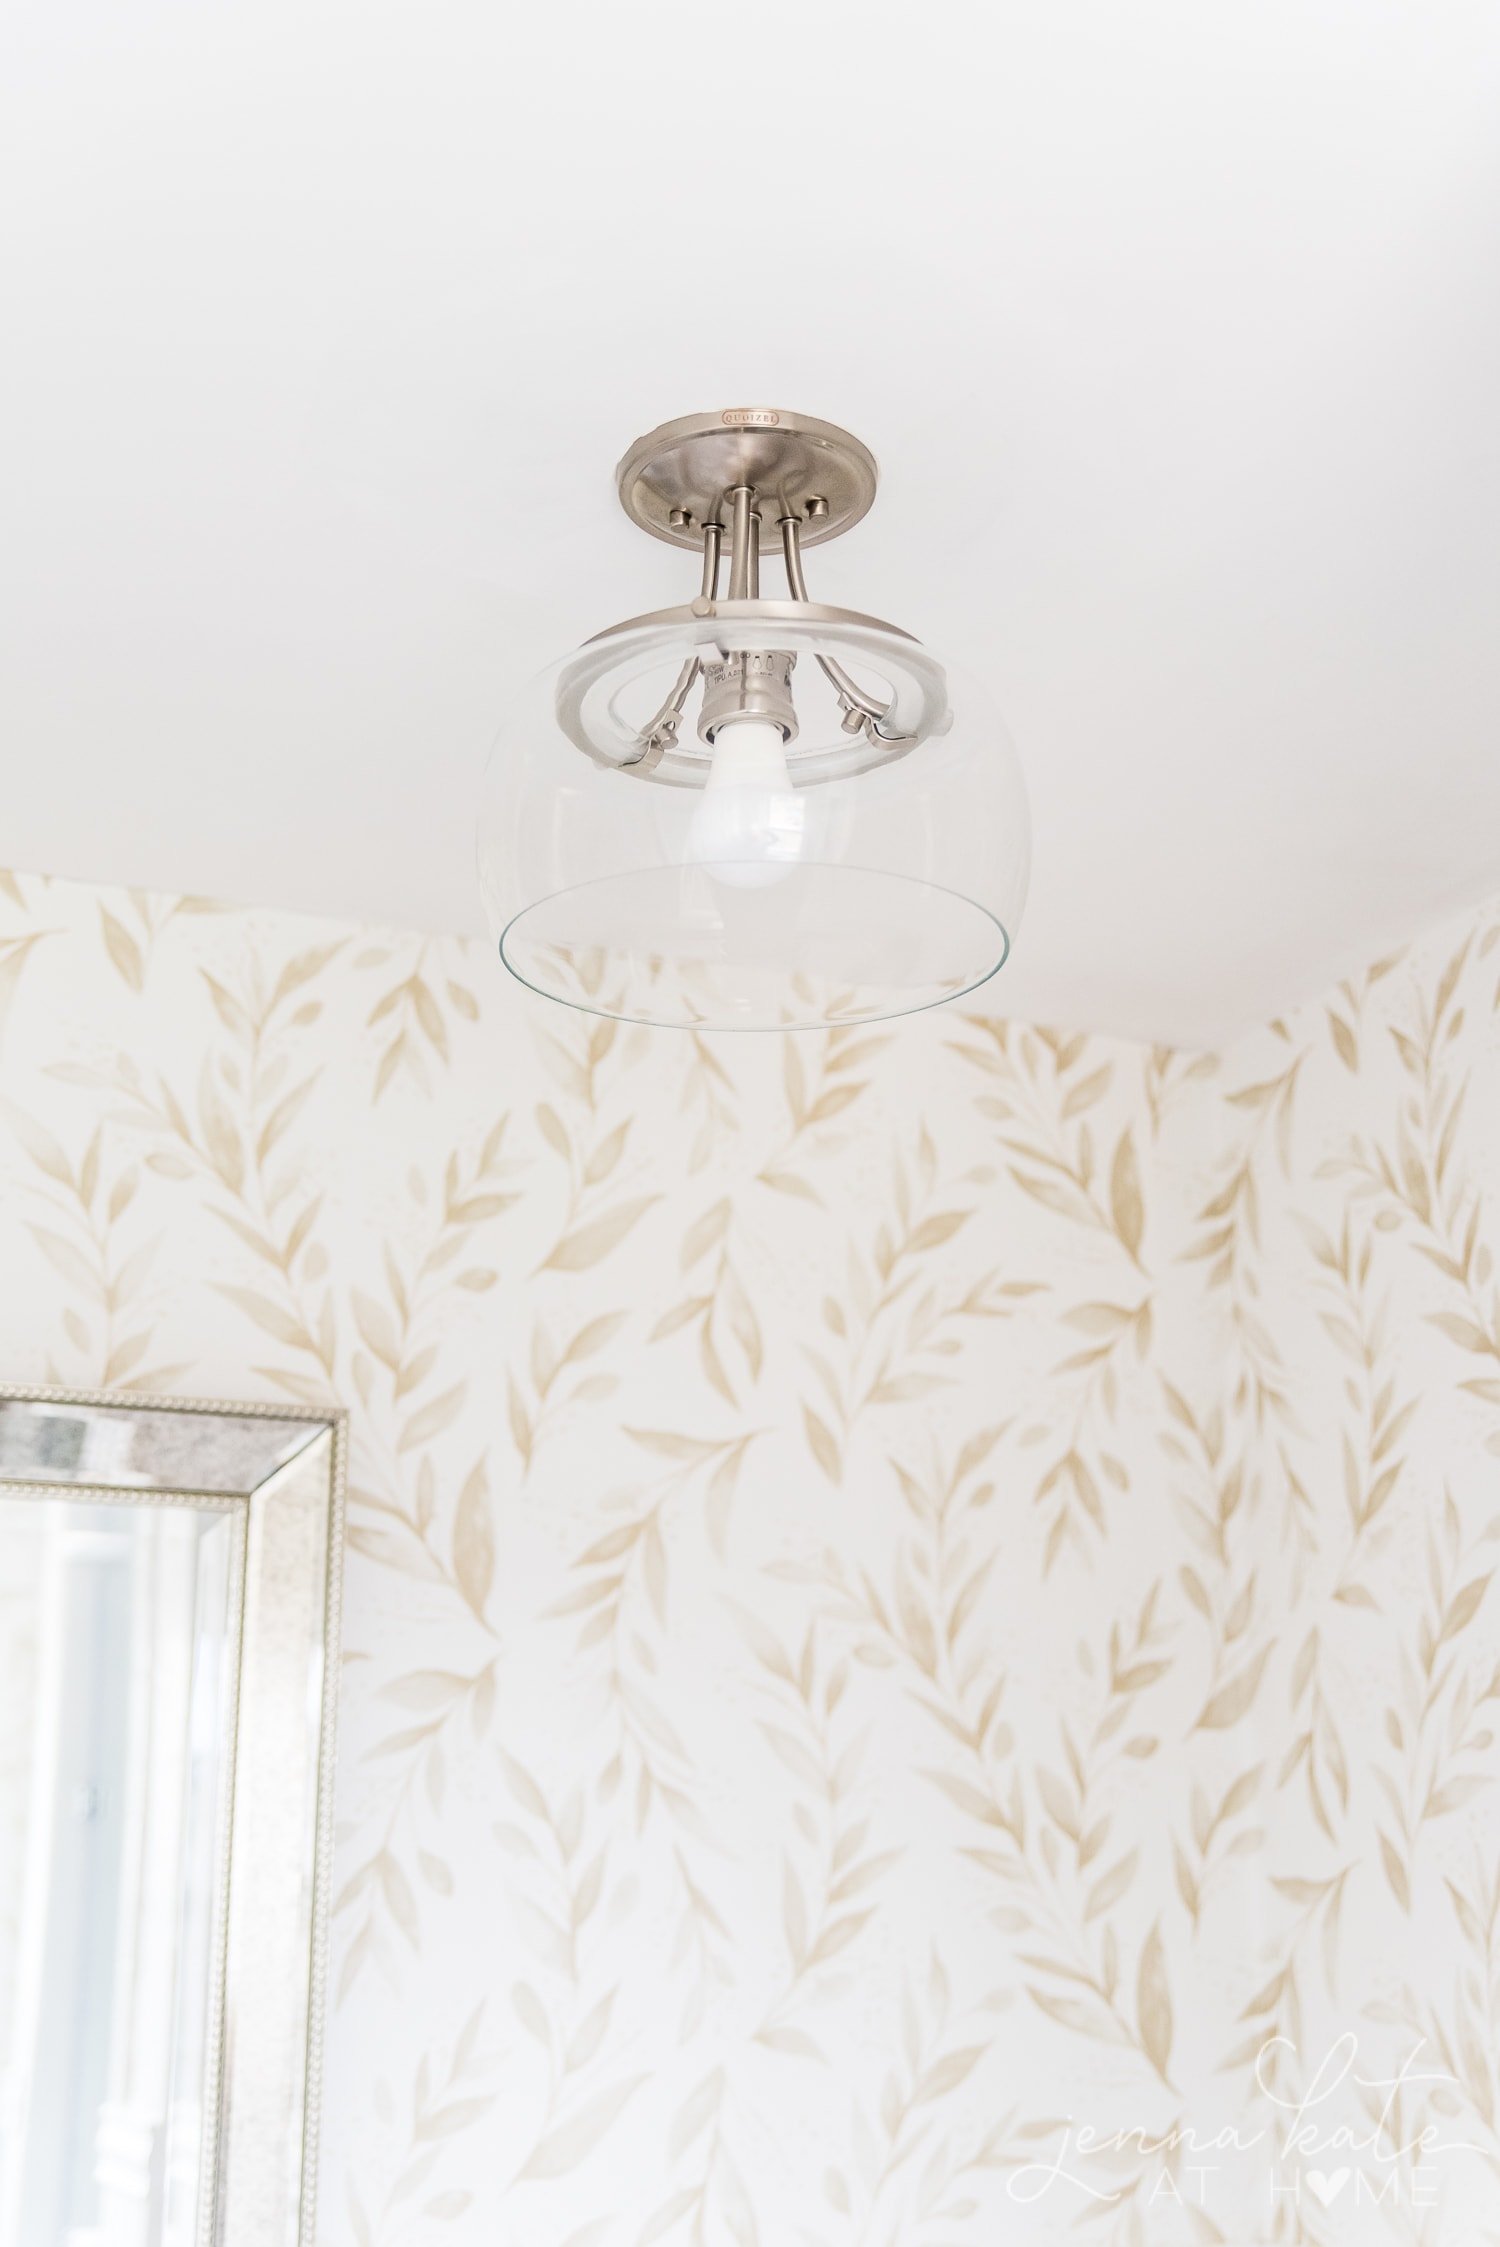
[616,409,879,550]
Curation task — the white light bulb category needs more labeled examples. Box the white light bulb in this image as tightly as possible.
[686,721,805,890]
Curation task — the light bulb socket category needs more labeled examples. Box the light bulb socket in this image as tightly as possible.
[698,648,798,745]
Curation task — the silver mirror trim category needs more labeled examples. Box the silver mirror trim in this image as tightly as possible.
[0,1383,346,2247]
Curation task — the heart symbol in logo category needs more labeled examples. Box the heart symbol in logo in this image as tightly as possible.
[1307,2168,1351,2206]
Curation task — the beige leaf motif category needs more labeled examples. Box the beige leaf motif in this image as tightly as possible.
[28,1226,102,1300]
[906,1209,970,1254]
[4,1101,75,1185]
[507,1374,533,1466]
[399,1383,467,1454]
[802,1405,841,1484]
[544,1196,660,1274]
[1379,1831,1412,1913]
[1194,1644,1271,1732]
[451,1459,494,1622]
[1441,1574,1492,1641]
[1136,1920,1174,2084]
[518,2074,649,2181]
[1084,1848,1139,1923]
[1110,1130,1144,1258]
[215,1284,308,1349]
[99,905,145,991]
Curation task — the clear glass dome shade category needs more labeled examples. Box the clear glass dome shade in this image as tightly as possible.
[478,603,1029,1030]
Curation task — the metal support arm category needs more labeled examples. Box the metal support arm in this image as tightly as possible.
[622,522,722,768]
[779,515,914,746]
[623,497,914,768]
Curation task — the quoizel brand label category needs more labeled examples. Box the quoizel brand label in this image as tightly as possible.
[721,408,779,428]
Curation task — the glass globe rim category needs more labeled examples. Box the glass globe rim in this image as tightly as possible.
[493,861,1014,1033]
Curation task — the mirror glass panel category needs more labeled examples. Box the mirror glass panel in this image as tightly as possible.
[0,1495,241,2247]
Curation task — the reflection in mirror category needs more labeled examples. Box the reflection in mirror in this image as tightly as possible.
[0,1497,241,2247]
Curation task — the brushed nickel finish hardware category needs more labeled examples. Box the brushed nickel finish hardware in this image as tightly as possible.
[779,511,914,747]
[562,410,938,780]
[616,409,877,550]
[725,484,761,600]
[698,648,799,744]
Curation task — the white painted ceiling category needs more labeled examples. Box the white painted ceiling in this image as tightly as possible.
[3,1,1499,1045]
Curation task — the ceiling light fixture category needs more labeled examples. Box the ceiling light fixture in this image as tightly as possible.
[478,409,1029,1029]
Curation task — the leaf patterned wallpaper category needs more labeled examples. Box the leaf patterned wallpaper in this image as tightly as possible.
[1,863,1498,2243]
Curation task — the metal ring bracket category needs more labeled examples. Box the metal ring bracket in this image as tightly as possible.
[556,603,949,782]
